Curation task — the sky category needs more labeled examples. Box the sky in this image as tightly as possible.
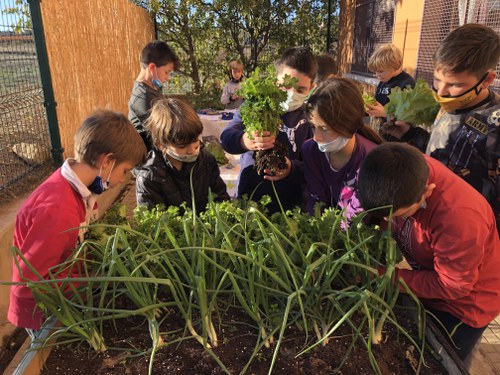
[0,0,24,32]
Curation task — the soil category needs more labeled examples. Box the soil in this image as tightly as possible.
[0,327,28,374]
[254,140,288,176]
[40,306,447,375]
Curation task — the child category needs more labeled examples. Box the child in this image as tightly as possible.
[8,110,147,332]
[135,98,229,210]
[302,78,383,219]
[356,142,500,367]
[129,40,180,151]
[220,59,244,110]
[220,46,317,213]
[366,43,416,118]
[426,23,500,232]
[314,53,338,84]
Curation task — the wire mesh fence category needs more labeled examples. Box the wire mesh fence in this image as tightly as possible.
[416,0,500,92]
[0,1,52,193]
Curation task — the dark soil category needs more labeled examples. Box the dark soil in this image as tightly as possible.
[254,140,288,176]
[0,327,28,373]
[40,306,447,375]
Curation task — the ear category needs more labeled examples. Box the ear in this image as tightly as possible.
[99,153,115,169]
[423,183,436,199]
[482,70,497,89]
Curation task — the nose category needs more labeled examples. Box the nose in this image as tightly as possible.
[186,143,198,154]
[435,81,449,96]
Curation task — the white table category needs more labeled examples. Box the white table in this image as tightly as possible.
[198,110,239,198]
[198,110,236,140]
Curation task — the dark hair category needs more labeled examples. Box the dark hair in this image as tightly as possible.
[140,41,180,70]
[146,98,203,148]
[315,53,338,83]
[75,109,147,167]
[357,143,429,217]
[306,78,383,144]
[434,23,500,78]
[275,46,318,81]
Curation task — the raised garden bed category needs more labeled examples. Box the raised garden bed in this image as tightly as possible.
[7,201,467,374]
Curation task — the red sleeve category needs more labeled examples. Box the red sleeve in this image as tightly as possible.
[395,207,487,300]
[13,205,83,284]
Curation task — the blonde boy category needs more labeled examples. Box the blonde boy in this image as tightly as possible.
[221,59,244,109]
[366,43,415,118]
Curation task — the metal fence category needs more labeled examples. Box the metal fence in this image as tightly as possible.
[416,0,500,92]
[350,0,395,76]
[0,0,52,192]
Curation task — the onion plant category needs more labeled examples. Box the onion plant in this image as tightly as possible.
[9,198,430,375]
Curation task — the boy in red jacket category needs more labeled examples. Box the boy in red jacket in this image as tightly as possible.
[357,142,500,368]
[8,110,147,336]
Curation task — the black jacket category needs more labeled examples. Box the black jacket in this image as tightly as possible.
[135,148,230,211]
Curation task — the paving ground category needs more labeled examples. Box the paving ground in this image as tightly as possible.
[474,315,500,374]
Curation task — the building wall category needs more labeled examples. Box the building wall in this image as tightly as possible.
[392,0,426,77]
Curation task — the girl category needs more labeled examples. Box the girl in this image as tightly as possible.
[302,78,383,221]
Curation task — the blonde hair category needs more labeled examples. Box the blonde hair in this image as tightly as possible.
[368,43,403,72]
[146,98,203,148]
[74,109,147,167]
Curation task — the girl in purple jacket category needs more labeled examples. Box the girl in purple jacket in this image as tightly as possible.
[302,78,383,222]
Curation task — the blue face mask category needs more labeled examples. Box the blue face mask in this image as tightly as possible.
[88,160,115,195]
[152,66,163,90]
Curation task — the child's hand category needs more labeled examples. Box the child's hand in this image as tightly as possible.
[366,102,387,118]
[231,93,239,101]
[242,131,276,151]
[263,157,291,181]
[383,120,411,139]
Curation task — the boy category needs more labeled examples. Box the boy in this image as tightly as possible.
[427,23,500,232]
[220,46,317,213]
[366,43,415,118]
[9,110,147,333]
[357,143,500,367]
[220,59,244,110]
[129,40,180,151]
[135,98,229,210]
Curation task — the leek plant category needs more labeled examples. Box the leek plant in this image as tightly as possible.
[11,198,430,375]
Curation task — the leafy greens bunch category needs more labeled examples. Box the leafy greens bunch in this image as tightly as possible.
[384,79,440,126]
[238,67,296,137]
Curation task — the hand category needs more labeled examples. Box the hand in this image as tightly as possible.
[382,120,411,139]
[242,131,276,151]
[263,158,291,181]
[230,93,239,101]
[366,102,387,118]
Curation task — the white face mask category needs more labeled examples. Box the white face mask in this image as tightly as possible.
[281,90,308,112]
[317,136,350,153]
[165,148,200,163]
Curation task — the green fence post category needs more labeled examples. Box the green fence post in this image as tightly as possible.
[27,0,64,166]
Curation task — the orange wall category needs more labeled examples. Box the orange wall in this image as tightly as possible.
[392,0,426,77]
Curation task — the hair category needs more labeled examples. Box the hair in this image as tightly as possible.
[275,46,318,81]
[367,43,403,72]
[229,59,243,71]
[74,109,147,167]
[315,53,338,84]
[357,143,429,217]
[140,40,180,70]
[306,78,383,144]
[145,98,203,148]
[434,23,500,78]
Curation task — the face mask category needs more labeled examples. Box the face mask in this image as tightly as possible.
[165,148,200,163]
[281,90,308,112]
[152,66,163,90]
[317,135,350,153]
[432,73,487,112]
[89,160,115,195]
